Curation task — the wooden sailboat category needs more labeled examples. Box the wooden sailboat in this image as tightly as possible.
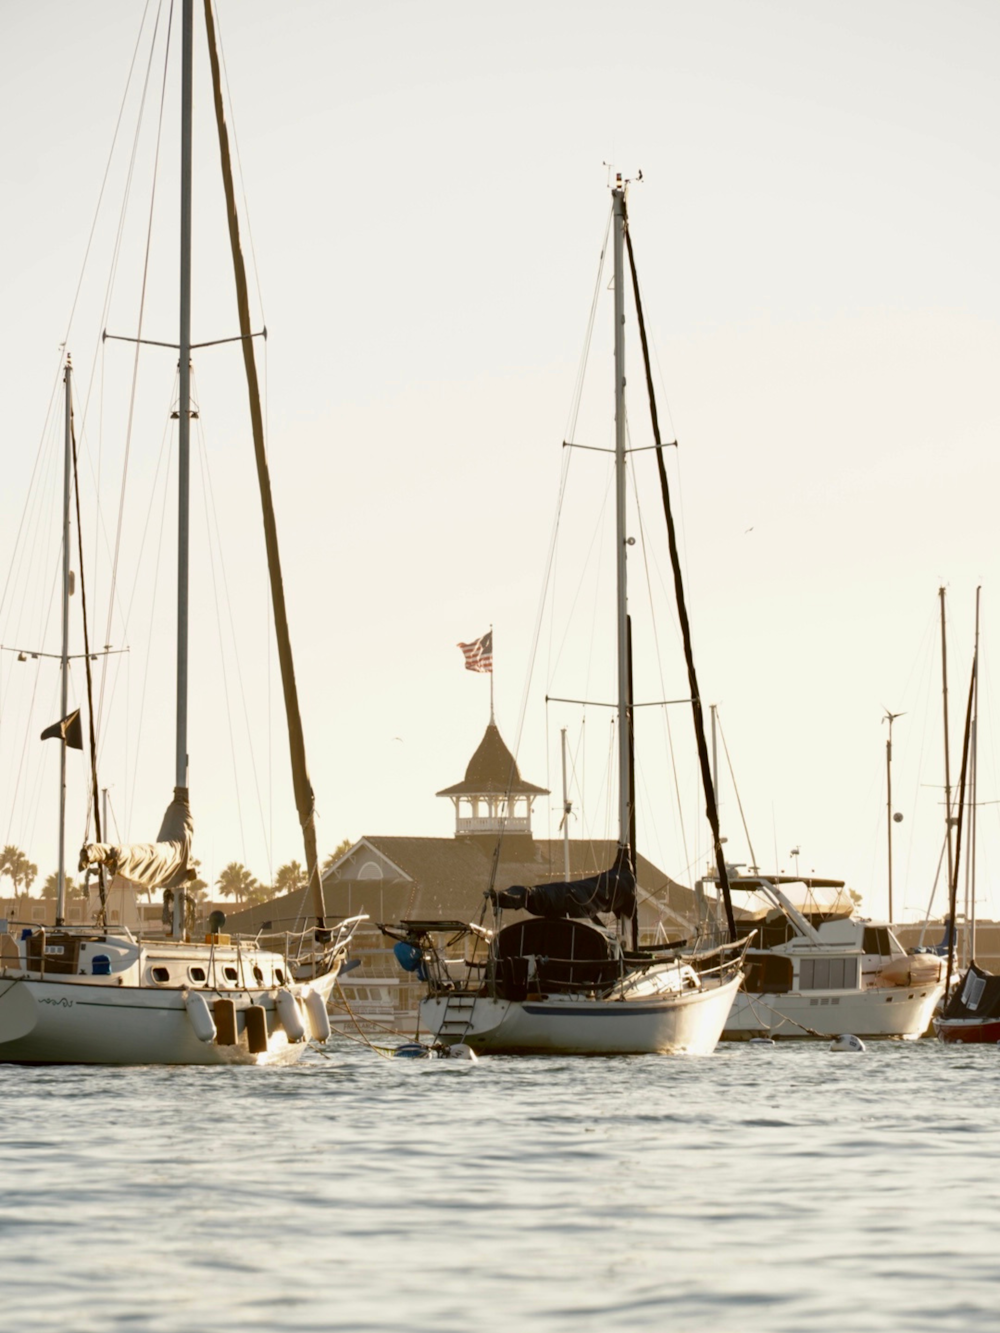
[382,179,746,1055]
[0,0,361,1065]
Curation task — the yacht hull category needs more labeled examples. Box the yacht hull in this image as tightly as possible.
[723,983,943,1041]
[421,974,741,1055]
[0,971,338,1066]
[934,1017,1000,1044]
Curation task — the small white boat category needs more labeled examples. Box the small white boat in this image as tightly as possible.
[715,874,944,1041]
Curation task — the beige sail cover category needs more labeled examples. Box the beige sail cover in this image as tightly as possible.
[79,787,194,891]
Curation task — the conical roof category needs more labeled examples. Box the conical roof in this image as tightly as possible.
[436,722,549,797]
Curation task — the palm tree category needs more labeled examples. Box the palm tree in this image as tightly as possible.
[272,860,307,896]
[1,845,38,913]
[322,838,353,874]
[215,862,258,908]
[41,872,85,902]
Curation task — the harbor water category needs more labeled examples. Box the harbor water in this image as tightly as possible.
[1,1038,997,1332]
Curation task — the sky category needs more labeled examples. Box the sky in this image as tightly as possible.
[1,0,998,922]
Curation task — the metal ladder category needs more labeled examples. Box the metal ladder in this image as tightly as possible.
[436,989,477,1042]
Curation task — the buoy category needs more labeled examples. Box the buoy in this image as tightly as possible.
[748,1037,775,1046]
[275,988,306,1043]
[184,990,216,1043]
[303,989,331,1042]
[829,1033,866,1053]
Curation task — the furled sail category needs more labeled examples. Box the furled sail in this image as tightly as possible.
[491,859,636,921]
[79,787,194,891]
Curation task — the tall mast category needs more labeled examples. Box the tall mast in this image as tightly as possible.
[939,586,954,894]
[57,355,72,927]
[969,586,981,961]
[173,0,194,938]
[176,0,193,794]
[883,709,904,922]
[612,184,630,852]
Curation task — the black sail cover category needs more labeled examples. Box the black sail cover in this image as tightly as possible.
[492,858,636,920]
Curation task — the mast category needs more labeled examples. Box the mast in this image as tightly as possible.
[203,0,326,928]
[944,650,976,1007]
[560,728,571,880]
[883,709,903,923]
[612,184,630,854]
[57,355,72,927]
[172,0,194,939]
[939,586,955,895]
[969,586,981,961]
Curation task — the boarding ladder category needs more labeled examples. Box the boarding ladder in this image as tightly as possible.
[436,988,477,1042]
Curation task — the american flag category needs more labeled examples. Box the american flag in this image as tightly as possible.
[457,630,493,674]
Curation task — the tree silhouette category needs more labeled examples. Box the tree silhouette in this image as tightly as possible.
[322,838,353,874]
[41,872,86,902]
[273,860,306,896]
[215,862,258,908]
[1,845,38,911]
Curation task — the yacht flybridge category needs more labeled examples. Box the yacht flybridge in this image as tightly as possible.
[712,873,945,1041]
[0,0,361,1064]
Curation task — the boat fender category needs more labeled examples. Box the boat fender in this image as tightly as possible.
[829,1033,866,1053]
[244,1003,269,1055]
[184,989,217,1043]
[213,997,238,1046]
[275,987,306,1043]
[303,988,331,1042]
[446,1043,478,1062]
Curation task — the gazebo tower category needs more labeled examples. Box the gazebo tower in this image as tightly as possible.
[437,722,548,849]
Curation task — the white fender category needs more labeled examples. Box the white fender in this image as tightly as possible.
[829,1033,866,1053]
[447,1043,478,1062]
[303,989,331,1042]
[184,990,216,1043]
[275,987,306,1043]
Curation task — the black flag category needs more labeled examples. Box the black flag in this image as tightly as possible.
[40,709,83,750]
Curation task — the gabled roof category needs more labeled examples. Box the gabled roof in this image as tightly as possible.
[436,723,548,798]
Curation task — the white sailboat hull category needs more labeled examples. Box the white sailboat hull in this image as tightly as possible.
[0,970,339,1066]
[723,982,944,1041]
[421,973,741,1056]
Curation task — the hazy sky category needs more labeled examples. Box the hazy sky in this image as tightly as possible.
[1,0,998,922]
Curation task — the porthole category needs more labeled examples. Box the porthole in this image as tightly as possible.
[223,965,238,982]
[189,966,206,982]
[253,966,264,984]
[275,968,285,985]
[151,966,170,983]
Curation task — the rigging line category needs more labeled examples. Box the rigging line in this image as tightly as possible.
[117,398,174,839]
[716,711,759,872]
[624,211,735,941]
[627,437,690,877]
[195,388,273,872]
[564,207,612,444]
[78,0,169,572]
[99,2,176,748]
[91,375,174,826]
[71,407,107,923]
[194,412,250,867]
[61,0,157,348]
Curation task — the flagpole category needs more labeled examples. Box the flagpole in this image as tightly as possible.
[490,623,494,722]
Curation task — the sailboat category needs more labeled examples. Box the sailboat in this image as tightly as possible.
[382,179,746,1055]
[0,0,361,1064]
[936,588,997,1043]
